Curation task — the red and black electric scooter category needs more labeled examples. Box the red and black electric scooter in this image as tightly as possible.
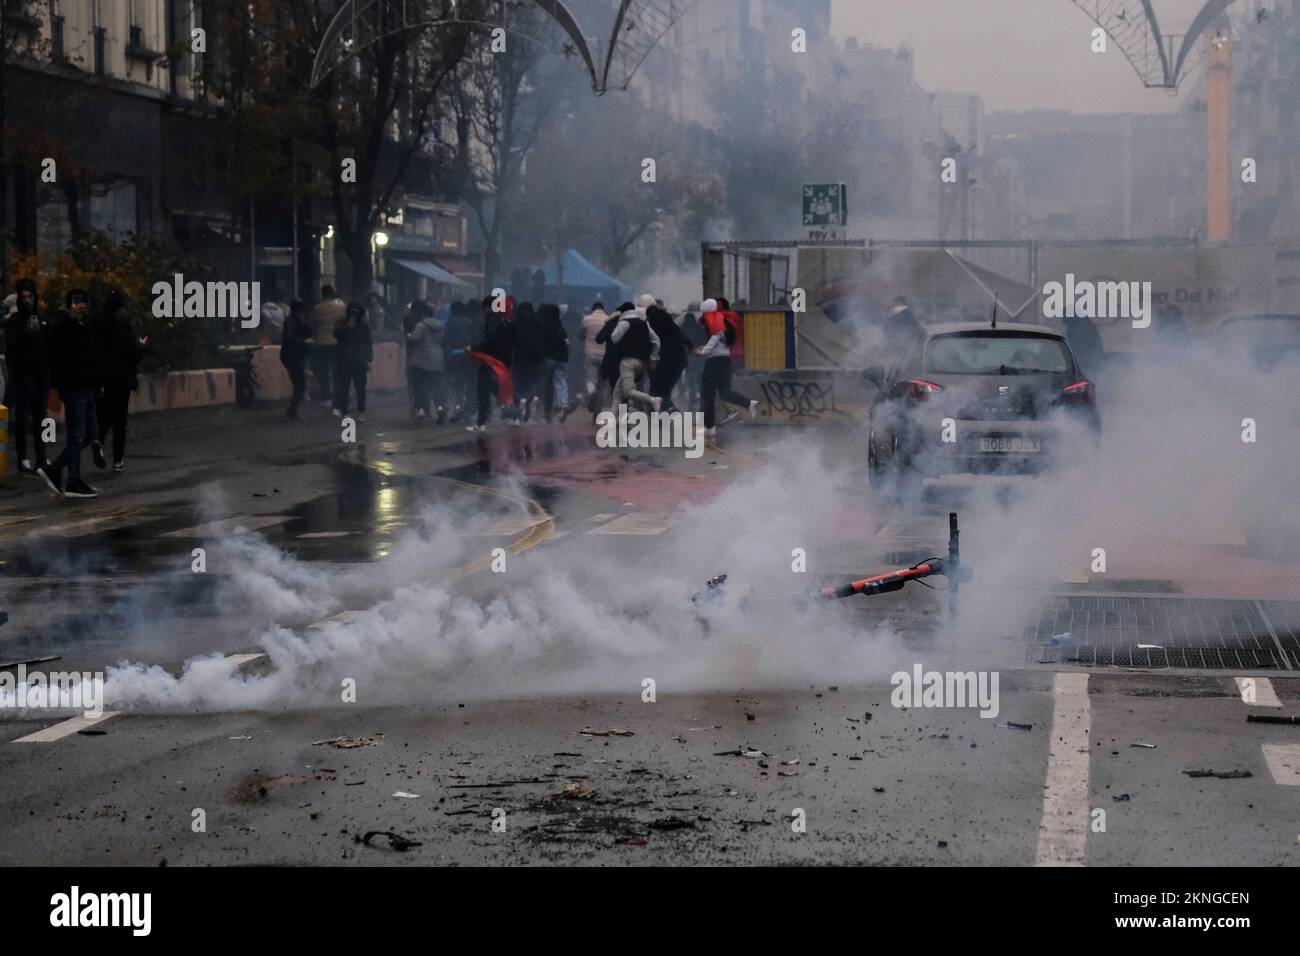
[696,513,971,620]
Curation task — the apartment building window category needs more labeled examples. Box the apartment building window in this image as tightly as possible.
[93,27,106,75]
[126,0,163,80]
[90,0,105,75]
[49,0,65,61]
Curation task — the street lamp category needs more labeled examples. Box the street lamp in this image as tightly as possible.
[373,231,389,247]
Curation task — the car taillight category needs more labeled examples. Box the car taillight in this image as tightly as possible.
[904,379,943,400]
[1061,380,1095,405]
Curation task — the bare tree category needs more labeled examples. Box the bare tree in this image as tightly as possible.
[449,5,563,289]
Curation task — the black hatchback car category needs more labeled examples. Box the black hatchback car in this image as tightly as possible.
[864,322,1099,484]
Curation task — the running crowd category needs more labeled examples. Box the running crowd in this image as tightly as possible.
[289,286,754,431]
[1,277,759,500]
[280,289,758,435]
[2,279,147,499]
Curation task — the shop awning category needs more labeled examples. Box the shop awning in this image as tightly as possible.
[391,257,475,289]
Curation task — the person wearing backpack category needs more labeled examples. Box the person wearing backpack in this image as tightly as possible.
[696,297,758,435]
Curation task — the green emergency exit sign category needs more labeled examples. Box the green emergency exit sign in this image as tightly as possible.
[802,183,847,227]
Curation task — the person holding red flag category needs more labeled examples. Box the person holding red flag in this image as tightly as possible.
[466,294,516,432]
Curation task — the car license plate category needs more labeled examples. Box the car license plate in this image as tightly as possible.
[980,437,1041,453]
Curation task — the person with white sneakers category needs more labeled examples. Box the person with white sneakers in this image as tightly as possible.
[608,302,661,413]
[696,297,758,436]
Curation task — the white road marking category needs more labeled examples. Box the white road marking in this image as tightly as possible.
[588,511,681,535]
[12,712,120,743]
[1235,677,1281,708]
[26,510,137,539]
[472,514,550,536]
[161,515,288,538]
[1036,672,1091,867]
[1261,744,1300,785]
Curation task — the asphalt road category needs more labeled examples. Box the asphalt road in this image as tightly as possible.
[0,395,1297,866]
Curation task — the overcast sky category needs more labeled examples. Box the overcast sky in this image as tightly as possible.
[830,0,1225,114]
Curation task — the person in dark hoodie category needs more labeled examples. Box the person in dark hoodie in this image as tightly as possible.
[512,301,545,423]
[442,300,475,422]
[3,277,51,473]
[38,289,102,498]
[537,303,570,421]
[469,294,516,431]
[332,301,373,420]
[92,287,148,471]
[594,302,630,401]
[280,298,314,419]
[647,304,689,412]
[678,308,703,409]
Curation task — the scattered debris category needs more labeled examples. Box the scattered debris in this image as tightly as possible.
[359,831,422,852]
[937,840,948,848]
[314,734,384,749]
[648,817,695,831]
[1112,793,1132,802]
[1246,714,1300,726]
[579,728,634,737]
[448,778,544,789]
[228,735,252,741]
[1130,742,1158,749]
[1000,722,1033,731]
[873,787,885,794]
[550,783,597,801]
[1183,769,1252,780]
[391,791,421,799]
[77,729,107,736]
[622,837,648,847]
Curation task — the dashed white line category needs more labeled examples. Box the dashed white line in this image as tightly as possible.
[1036,672,1091,867]
[161,515,288,538]
[1235,676,1281,708]
[12,712,120,743]
[588,512,681,535]
[1261,744,1300,785]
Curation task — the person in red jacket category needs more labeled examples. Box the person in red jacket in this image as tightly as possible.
[695,297,757,434]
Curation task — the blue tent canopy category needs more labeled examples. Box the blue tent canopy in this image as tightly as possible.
[518,250,634,305]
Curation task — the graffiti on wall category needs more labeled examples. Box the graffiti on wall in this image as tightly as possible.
[759,378,849,420]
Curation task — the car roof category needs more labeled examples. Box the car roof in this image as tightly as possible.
[922,321,1065,339]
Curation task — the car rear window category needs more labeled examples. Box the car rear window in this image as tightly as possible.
[925,334,1072,375]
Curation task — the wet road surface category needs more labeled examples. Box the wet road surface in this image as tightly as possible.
[1,396,1298,865]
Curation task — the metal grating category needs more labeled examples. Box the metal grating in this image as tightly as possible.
[1026,596,1298,671]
